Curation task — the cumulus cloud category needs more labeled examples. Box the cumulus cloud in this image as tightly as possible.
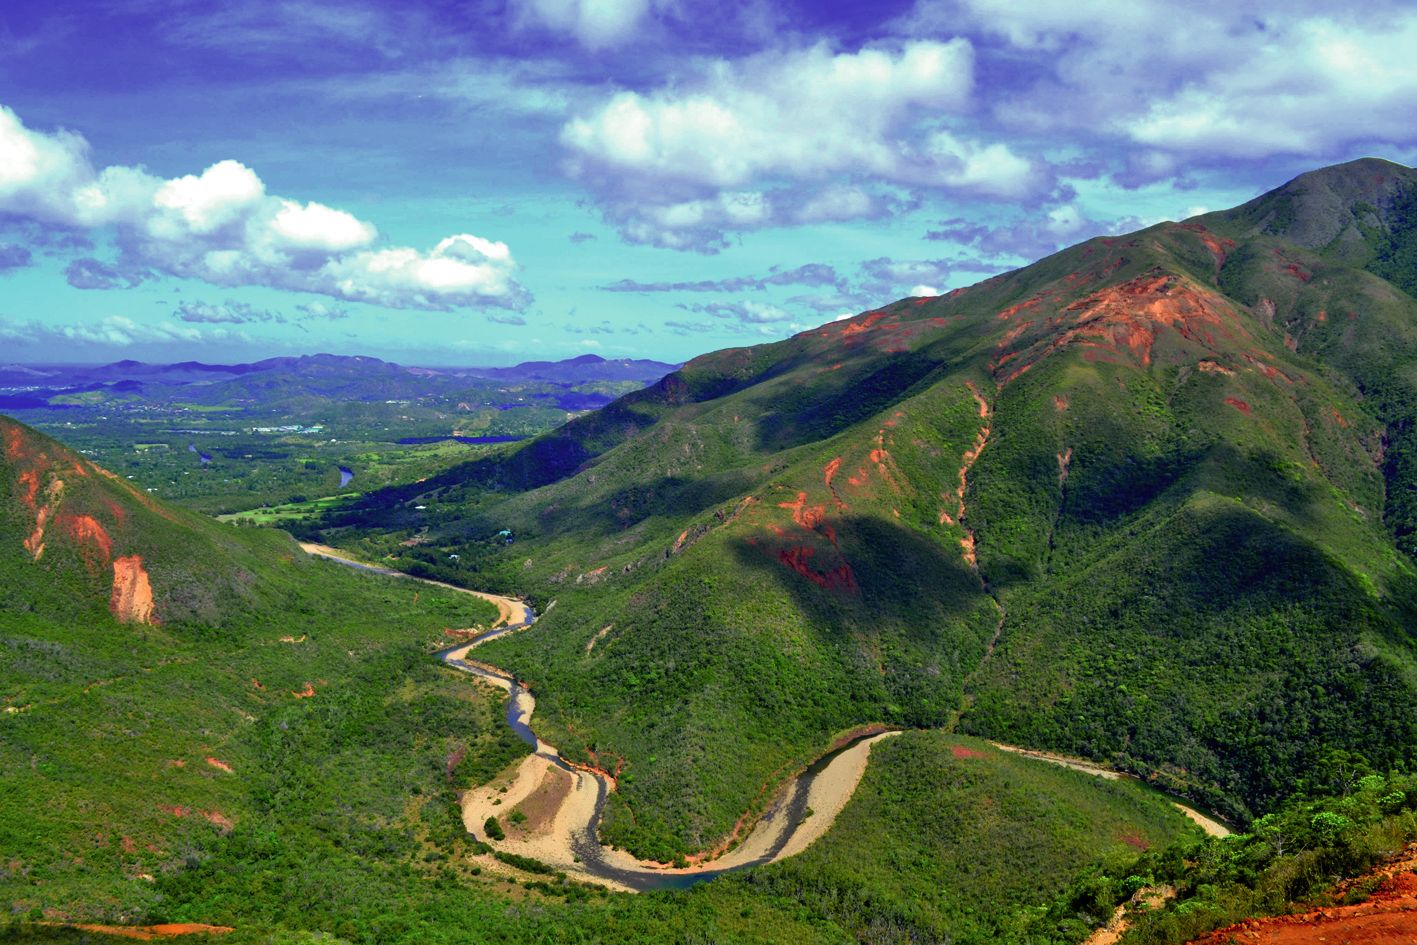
[561,40,1049,249]
[900,1,1417,163]
[0,104,528,310]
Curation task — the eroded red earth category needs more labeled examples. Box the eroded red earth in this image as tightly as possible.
[1188,846,1417,945]
[989,270,1246,386]
[4,418,160,624]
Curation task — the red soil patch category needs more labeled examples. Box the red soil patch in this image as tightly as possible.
[839,310,890,338]
[1053,394,1069,411]
[111,555,158,625]
[1062,273,1229,367]
[43,923,233,940]
[17,468,39,508]
[1118,830,1150,851]
[159,805,190,817]
[1332,408,1350,428]
[1317,310,1327,323]
[201,810,234,833]
[994,272,1240,385]
[61,514,113,570]
[960,533,978,567]
[1057,447,1073,486]
[292,682,316,699]
[996,296,1043,320]
[3,423,24,459]
[948,382,994,570]
[1197,360,1234,376]
[823,457,842,489]
[778,491,827,529]
[1224,397,1252,414]
[204,756,233,774]
[1180,223,1236,268]
[251,678,264,690]
[1282,262,1313,283]
[1188,856,1417,945]
[951,745,987,759]
[777,545,857,592]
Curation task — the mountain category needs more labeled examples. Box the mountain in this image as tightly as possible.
[323,158,1417,861]
[464,353,680,384]
[0,352,676,415]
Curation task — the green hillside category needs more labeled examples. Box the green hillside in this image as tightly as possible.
[318,158,1417,858]
[2,416,1201,943]
[0,416,507,918]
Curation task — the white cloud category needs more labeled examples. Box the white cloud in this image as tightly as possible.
[0,314,249,349]
[901,1,1417,162]
[908,284,940,297]
[564,41,975,189]
[511,0,670,49]
[560,40,1044,248]
[0,104,527,310]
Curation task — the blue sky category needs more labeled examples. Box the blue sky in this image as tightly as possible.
[0,0,1414,366]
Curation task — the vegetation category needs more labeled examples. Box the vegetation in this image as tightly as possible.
[734,733,1198,943]
[8,158,1417,943]
[307,159,1417,862]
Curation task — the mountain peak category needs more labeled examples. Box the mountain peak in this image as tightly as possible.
[1207,157,1417,265]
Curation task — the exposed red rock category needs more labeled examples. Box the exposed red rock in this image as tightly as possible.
[1224,397,1252,414]
[61,514,113,570]
[111,555,158,625]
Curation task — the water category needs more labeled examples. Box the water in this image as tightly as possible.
[338,466,354,487]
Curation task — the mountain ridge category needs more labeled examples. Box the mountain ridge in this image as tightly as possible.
[315,158,1417,859]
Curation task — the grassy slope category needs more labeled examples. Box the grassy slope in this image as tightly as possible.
[733,733,1198,944]
[0,415,512,917]
[318,160,1417,860]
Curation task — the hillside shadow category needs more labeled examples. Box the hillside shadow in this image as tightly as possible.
[752,334,982,453]
[728,514,990,643]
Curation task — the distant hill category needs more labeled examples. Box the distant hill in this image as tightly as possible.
[0,352,677,415]
[463,353,680,385]
[326,158,1417,861]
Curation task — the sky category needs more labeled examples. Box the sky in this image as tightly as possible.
[0,1,1414,366]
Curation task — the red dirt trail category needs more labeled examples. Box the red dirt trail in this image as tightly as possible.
[1188,844,1417,945]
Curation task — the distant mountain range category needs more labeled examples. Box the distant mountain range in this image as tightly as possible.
[0,352,679,397]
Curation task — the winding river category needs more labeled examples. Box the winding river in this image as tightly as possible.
[300,543,1228,893]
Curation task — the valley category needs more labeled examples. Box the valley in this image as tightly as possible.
[8,159,1417,945]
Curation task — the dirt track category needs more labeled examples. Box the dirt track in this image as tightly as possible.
[304,542,1231,894]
